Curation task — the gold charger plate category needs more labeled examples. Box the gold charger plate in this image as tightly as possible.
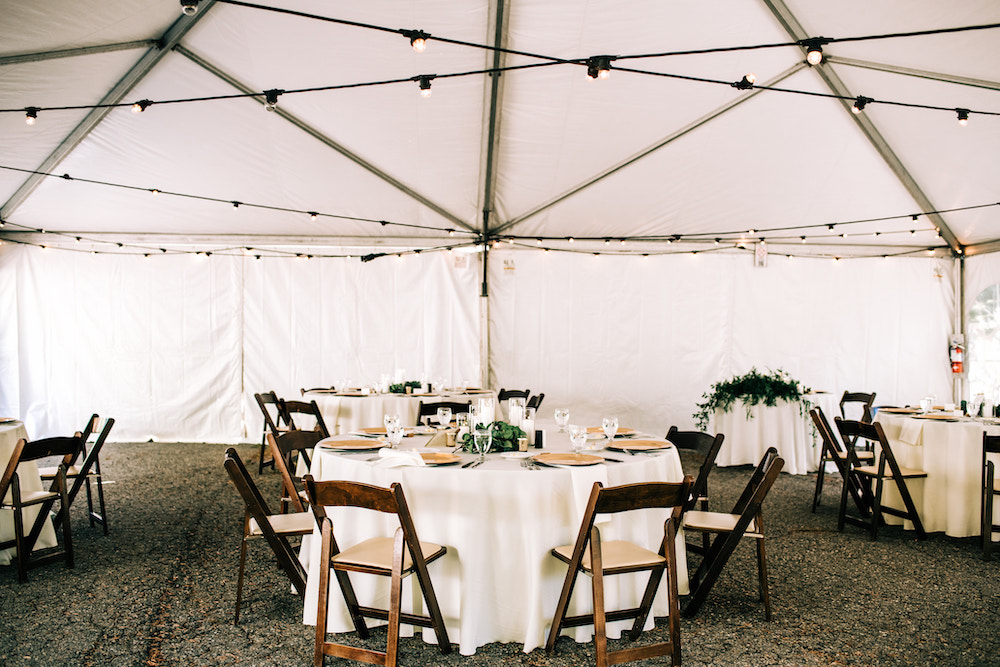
[611,439,673,452]
[912,413,961,421]
[356,427,413,437]
[879,407,922,414]
[420,452,461,466]
[532,452,604,466]
[0,417,18,424]
[586,426,636,436]
[319,439,383,451]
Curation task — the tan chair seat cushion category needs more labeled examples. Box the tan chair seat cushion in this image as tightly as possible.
[552,540,664,573]
[832,450,875,461]
[332,536,446,573]
[248,511,314,537]
[683,510,762,538]
[855,464,927,478]
[2,489,59,508]
[39,465,95,478]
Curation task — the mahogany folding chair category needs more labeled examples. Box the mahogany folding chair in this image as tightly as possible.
[280,399,331,439]
[497,388,530,402]
[224,448,312,624]
[40,416,115,535]
[416,401,472,426]
[302,386,336,396]
[267,429,324,514]
[665,426,726,552]
[834,418,927,541]
[526,392,545,411]
[0,435,82,582]
[546,477,693,667]
[255,391,292,474]
[304,476,452,667]
[839,391,877,452]
[682,448,784,620]
[811,406,874,513]
[981,434,1000,560]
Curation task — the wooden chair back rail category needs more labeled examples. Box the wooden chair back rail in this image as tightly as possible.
[526,393,545,411]
[835,418,927,540]
[497,388,531,402]
[223,448,308,624]
[254,391,290,473]
[267,429,324,513]
[545,476,693,667]
[280,399,331,439]
[416,401,473,422]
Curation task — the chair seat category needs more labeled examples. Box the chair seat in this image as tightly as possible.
[855,464,927,479]
[333,536,446,573]
[1,489,60,508]
[552,540,665,574]
[683,510,762,537]
[39,465,100,478]
[248,511,314,537]
[831,449,875,461]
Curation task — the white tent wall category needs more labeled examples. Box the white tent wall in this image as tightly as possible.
[0,244,481,442]
[487,250,954,436]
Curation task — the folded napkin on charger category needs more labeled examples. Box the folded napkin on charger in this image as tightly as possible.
[377,448,426,467]
[425,428,457,448]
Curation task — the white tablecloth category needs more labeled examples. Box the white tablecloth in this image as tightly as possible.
[711,393,837,475]
[301,430,687,655]
[1,421,58,565]
[875,412,1000,537]
[306,390,499,435]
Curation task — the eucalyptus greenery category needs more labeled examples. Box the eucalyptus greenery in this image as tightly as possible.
[389,380,422,394]
[460,420,526,453]
[693,368,812,431]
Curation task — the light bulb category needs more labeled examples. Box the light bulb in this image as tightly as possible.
[806,46,823,66]
[411,37,426,52]
[180,0,199,15]
[25,107,38,125]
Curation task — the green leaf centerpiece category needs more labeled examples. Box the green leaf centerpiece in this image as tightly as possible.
[693,368,812,431]
[460,420,526,453]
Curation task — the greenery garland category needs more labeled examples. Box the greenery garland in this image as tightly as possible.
[389,380,423,394]
[693,368,812,431]
[459,421,526,453]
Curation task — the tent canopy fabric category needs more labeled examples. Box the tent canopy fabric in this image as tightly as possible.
[1,0,999,257]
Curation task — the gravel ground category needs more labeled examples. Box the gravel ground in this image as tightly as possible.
[2,442,999,667]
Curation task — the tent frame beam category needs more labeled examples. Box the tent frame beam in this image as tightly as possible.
[0,1,219,222]
[0,40,158,66]
[760,0,961,255]
[825,55,1000,92]
[174,46,473,232]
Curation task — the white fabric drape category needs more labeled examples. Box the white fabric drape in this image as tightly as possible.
[1,244,955,442]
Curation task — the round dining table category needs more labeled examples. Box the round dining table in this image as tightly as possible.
[0,419,58,565]
[299,425,688,655]
[304,389,499,435]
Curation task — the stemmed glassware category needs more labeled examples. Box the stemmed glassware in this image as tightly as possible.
[568,425,587,453]
[385,423,405,448]
[602,416,619,445]
[472,424,493,459]
[383,413,400,433]
[436,407,453,429]
[554,409,570,433]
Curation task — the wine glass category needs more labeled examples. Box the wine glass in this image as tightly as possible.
[568,425,587,452]
[602,416,619,444]
[385,423,405,448]
[436,407,453,429]
[472,425,493,458]
[554,409,570,433]
[383,413,400,433]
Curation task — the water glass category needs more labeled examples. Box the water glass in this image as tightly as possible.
[385,423,405,448]
[473,425,493,457]
[383,413,400,432]
[568,425,587,452]
[436,407,453,428]
[602,416,619,443]
[554,409,570,432]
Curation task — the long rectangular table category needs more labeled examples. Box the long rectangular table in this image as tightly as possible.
[1,420,58,565]
[874,411,1000,537]
[299,428,687,655]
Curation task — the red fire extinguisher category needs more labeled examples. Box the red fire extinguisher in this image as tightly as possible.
[950,342,964,374]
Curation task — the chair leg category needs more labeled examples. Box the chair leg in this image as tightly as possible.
[812,455,827,513]
[589,531,608,667]
[235,523,249,625]
[386,531,405,667]
[546,552,584,652]
[13,489,27,583]
[93,473,109,534]
[870,476,884,541]
[315,525,331,667]
[984,484,993,561]
[755,532,772,621]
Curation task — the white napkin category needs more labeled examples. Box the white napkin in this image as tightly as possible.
[376,448,426,467]
[899,419,924,446]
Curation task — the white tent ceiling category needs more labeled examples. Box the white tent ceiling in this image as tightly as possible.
[2,0,999,259]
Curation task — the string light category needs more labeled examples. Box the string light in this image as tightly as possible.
[852,95,872,114]
[308,211,318,220]
[263,89,283,111]
[180,0,199,15]
[24,107,38,125]
[417,75,434,98]
[586,56,613,80]
[801,38,829,65]
[956,108,970,126]
[131,99,152,114]
[232,201,240,210]
[733,73,756,90]
[402,29,429,52]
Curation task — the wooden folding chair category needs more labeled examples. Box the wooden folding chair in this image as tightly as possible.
[281,399,331,439]
[0,435,82,582]
[526,392,545,411]
[304,476,452,667]
[682,448,784,620]
[497,388,530,402]
[839,391,877,451]
[981,434,1000,561]
[810,406,874,513]
[40,417,115,535]
[546,477,693,667]
[267,429,323,514]
[666,425,725,552]
[224,448,312,624]
[416,401,472,426]
[255,391,292,474]
[835,418,927,541]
